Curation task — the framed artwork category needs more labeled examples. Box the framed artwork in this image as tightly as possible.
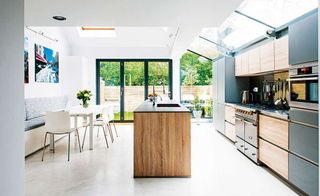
[35,44,59,83]
[24,37,29,83]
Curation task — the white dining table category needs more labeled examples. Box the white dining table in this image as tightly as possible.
[49,105,104,150]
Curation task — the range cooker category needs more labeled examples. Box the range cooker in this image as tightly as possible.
[234,106,259,164]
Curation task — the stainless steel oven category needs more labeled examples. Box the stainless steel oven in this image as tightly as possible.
[235,106,259,164]
[289,62,318,110]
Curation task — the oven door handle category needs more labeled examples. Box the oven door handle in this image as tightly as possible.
[288,77,318,81]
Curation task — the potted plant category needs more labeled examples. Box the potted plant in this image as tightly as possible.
[77,89,92,108]
[192,96,202,125]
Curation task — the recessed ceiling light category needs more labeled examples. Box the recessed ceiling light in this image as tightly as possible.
[52,16,66,21]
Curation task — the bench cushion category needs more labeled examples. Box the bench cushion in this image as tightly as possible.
[25,96,68,120]
[25,116,45,131]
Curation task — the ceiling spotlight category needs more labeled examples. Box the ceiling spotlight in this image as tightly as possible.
[53,16,66,21]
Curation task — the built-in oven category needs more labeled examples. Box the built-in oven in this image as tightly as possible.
[289,62,318,110]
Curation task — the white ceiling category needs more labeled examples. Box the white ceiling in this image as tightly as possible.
[25,0,243,57]
[25,0,242,26]
[59,27,178,48]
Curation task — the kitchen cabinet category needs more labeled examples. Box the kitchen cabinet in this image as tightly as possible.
[235,55,241,76]
[259,139,288,179]
[241,52,249,75]
[248,48,260,74]
[289,108,318,164]
[259,115,288,150]
[260,41,274,72]
[289,153,318,196]
[225,122,236,142]
[289,122,318,164]
[225,105,236,141]
[225,105,235,124]
[289,11,318,65]
[213,57,249,134]
[274,36,289,70]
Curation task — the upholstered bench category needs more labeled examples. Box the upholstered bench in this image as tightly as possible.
[25,96,68,156]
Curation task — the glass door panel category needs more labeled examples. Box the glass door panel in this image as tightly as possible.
[124,62,145,120]
[99,61,121,120]
[148,62,170,100]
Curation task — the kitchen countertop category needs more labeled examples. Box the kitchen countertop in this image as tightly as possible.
[225,102,289,120]
[134,100,190,113]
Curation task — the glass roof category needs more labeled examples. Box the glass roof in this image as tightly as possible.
[188,35,221,60]
[218,12,270,50]
[187,0,318,56]
[238,0,318,28]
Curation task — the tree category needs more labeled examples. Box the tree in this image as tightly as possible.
[180,52,212,86]
[182,64,199,86]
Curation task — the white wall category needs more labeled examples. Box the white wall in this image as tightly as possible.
[24,27,71,98]
[0,0,25,195]
[24,27,88,106]
[61,56,89,106]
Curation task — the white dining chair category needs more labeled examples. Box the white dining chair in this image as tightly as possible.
[41,111,82,162]
[81,107,112,149]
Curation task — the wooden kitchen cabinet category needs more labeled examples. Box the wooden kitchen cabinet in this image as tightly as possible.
[248,48,260,74]
[259,114,288,150]
[225,122,236,142]
[241,52,249,75]
[260,41,275,72]
[224,105,236,142]
[225,105,235,124]
[274,36,289,70]
[259,139,288,179]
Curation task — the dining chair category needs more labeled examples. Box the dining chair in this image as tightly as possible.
[81,107,112,149]
[41,111,82,162]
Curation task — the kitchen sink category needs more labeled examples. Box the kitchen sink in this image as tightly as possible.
[157,103,181,107]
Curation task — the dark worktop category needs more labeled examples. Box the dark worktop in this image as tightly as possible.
[134,100,190,113]
[225,102,289,120]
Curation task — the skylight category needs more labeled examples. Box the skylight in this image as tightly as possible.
[238,0,318,28]
[77,26,117,38]
[188,36,221,60]
[218,12,270,50]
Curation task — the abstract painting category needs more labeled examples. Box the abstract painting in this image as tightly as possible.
[24,37,29,83]
[35,44,59,83]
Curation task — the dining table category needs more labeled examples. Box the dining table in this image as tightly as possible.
[49,105,104,151]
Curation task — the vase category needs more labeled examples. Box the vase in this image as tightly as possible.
[82,102,89,108]
[193,110,202,125]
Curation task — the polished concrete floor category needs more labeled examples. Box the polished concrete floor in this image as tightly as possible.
[26,123,298,196]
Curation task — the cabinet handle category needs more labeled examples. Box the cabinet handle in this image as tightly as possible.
[249,136,253,139]
[252,153,256,156]
[240,145,244,147]
[244,148,248,150]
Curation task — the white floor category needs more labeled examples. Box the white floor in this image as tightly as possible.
[25,123,298,196]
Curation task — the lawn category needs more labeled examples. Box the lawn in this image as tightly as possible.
[114,112,134,121]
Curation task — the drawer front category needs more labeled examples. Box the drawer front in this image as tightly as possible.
[259,115,288,149]
[244,143,258,163]
[235,136,245,153]
[259,139,288,179]
[225,122,236,142]
[225,105,235,124]
[289,153,318,196]
[235,118,245,139]
[244,121,258,147]
[289,108,318,127]
[289,122,319,164]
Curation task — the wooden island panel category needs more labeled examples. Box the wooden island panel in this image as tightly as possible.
[134,112,191,177]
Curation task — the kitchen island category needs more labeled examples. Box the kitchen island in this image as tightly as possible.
[133,101,191,177]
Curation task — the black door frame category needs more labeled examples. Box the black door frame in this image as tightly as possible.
[96,58,173,122]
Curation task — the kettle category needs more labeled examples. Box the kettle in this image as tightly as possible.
[241,90,250,104]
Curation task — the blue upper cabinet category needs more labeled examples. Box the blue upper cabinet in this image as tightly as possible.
[289,11,318,65]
